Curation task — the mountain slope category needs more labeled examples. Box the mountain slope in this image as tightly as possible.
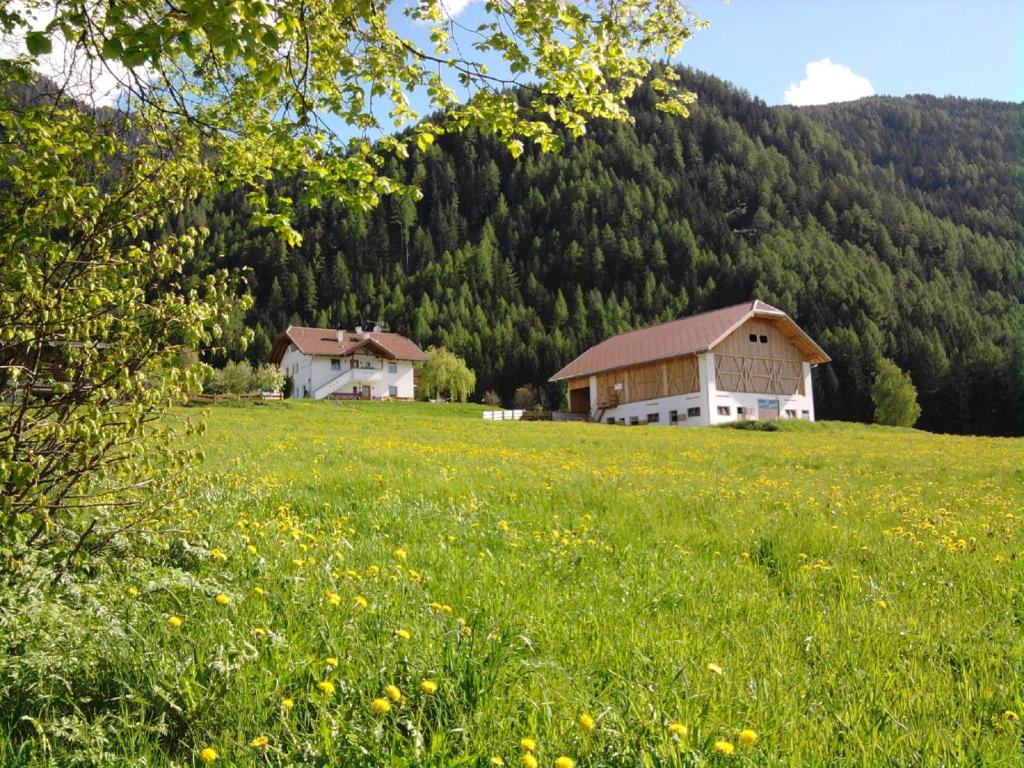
[178,68,1024,435]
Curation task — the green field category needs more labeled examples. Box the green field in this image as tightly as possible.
[4,402,1023,766]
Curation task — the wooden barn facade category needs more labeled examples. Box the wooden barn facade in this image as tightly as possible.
[550,300,829,426]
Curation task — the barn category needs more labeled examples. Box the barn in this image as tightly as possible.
[549,300,830,425]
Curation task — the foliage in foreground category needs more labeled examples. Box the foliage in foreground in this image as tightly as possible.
[0,100,237,591]
[1,403,1021,766]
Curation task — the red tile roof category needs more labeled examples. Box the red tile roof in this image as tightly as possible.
[270,326,429,364]
[549,300,828,381]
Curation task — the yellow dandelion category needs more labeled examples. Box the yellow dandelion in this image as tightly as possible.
[421,679,438,694]
[1006,710,1020,722]
[354,595,369,608]
[281,697,295,710]
[167,615,183,629]
[707,662,724,675]
[714,740,735,756]
[738,729,757,746]
[317,681,335,696]
[578,713,595,730]
[214,593,231,606]
[198,747,218,764]
[490,758,505,767]
[520,738,537,752]
[667,722,687,738]
[395,628,411,640]
[554,758,574,768]
[325,656,339,667]
[253,586,265,596]
[127,586,139,597]
[519,755,538,768]
[497,520,510,532]
[384,684,402,702]
[249,735,269,748]
[371,697,391,714]
[326,591,341,606]
[395,548,407,560]
[246,544,258,555]
[876,599,888,609]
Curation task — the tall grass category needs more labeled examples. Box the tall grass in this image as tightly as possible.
[1,401,1021,766]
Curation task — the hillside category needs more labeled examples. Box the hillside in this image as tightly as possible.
[176,69,1024,435]
[5,402,1022,765]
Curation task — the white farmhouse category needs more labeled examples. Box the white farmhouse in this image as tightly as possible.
[270,325,428,400]
[550,300,830,426]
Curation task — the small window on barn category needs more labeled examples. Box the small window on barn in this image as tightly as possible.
[330,358,341,371]
[801,410,810,419]
[629,416,639,425]
[687,407,701,418]
[648,413,660,423]
[606,417,615,425]
[749,333,758,342]
[388,385,398,397]
[388,362,398,374]
[759,334,768,343]
[717,406,730,416]
[785,409,797,419]
[736,406,746,415]
[618,418,626,425]
[669,410,679,424]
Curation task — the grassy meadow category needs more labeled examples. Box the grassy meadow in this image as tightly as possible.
[3,401,1023,766]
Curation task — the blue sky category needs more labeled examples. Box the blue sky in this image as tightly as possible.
[662,0,1024,104]
[424,0,1023,107]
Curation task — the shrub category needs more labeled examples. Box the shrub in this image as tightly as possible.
[513,384,547,411]
[482,390,503,407]
[872,358,921,427]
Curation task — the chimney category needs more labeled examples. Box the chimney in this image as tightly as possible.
[336,328,343,343]
[355,325,363,337]
[372,324,381,333]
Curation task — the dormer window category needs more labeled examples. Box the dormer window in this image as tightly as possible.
[749,333,757,342]
[759,335,768,343]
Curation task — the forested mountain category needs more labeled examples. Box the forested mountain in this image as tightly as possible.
[175,68,1024,435]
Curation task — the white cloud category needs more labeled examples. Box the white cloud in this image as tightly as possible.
[438,0,478,17]
[784,58,875,106]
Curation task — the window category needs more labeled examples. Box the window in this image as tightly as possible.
[669,410,679,424]
[388,385,398,397]
[606,417,616,425]
[717,406,731,416]
[350,358,359,369]
[687,407,701,418]
[785,409,797,418]
[801,410,810,419]
[618,418,626,425]
[648,413,660,423]
[736,406,747,415]
[629,416,639,425]
[749,333,758,342]
[759,334,768,343]
[388,362,397,374]
[330,358,341,371]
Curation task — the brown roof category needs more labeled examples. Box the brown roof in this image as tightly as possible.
[269,326,429,364]
[549,300,829,381]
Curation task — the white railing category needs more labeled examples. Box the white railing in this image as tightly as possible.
[313,367,383,399]
[482,409,524,421]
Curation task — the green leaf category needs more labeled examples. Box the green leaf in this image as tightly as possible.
[102,37,124,59]
[25,31,52,56]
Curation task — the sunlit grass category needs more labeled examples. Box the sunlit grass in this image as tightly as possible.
[3,400,1022,766]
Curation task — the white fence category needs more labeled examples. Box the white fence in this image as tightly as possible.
[482,409,524,421]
